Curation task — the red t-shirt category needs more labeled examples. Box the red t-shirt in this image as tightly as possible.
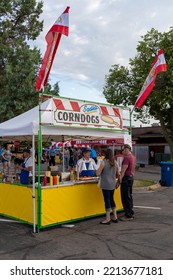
[122,154,136,176]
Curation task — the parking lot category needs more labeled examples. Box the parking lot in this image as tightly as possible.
[0,182,173,260]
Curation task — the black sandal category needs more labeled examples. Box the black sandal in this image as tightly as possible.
[100,221,111,225]
[111,219,118,223]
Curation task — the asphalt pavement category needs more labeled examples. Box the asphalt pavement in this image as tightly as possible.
[1,165,173,260]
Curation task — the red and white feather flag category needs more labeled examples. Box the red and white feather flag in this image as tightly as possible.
[135,49,167,108]
[36,7,70,91]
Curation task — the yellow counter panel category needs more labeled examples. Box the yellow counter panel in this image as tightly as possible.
[0,182,37,224]
[41,182,123,227]
[0,181,123,228]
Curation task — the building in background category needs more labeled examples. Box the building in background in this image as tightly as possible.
[132,125,170,165]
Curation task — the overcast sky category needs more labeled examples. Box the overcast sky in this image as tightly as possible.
[34,0,173,125]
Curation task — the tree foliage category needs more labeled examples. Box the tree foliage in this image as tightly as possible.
[0,0,43,122]
[103,27,173,158]
[0,0,59,123]
[44,82,60,96]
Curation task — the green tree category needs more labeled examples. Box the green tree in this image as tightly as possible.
[44,82,60,96]
[0,0,43,122]
[103,27,173,159]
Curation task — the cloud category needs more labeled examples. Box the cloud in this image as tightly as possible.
[86,0,102,13]
[35,0,173,101]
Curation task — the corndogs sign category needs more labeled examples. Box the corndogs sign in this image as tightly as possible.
[53,98,123,129]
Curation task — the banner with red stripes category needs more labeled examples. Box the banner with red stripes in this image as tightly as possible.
[52,98,123,129]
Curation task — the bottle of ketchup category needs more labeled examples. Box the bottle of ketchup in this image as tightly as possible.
[43,175,47,186]
[53,176,57,185]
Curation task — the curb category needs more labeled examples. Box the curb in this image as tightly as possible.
[134,183,162,192]
[148,183,162,191]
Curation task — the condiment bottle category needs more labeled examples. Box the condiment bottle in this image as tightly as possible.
[49,175,53,186]
[56,175,60,185]
[53,176,56,185]
[43,175,47,186]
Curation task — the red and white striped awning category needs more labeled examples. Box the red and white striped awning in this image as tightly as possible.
[53,141,71,148]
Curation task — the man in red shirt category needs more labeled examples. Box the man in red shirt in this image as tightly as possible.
[119,144,136,221]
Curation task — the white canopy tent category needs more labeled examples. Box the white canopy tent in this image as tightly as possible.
[0,97,131,232]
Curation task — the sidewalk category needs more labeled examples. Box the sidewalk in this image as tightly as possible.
[138,164,160,174]
[135,164,161,183]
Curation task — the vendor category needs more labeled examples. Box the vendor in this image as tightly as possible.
[20,148,33,184]
[14,156,24,175]
[76,148,98,179]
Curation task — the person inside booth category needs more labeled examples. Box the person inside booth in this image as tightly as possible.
[76,148,98,179]
[19,149,33,184]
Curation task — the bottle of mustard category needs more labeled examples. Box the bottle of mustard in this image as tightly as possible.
[56,175,60,185]
[49,175,53,186]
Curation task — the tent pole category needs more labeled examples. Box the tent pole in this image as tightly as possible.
[62,136,65,172]
[37,92,43,232]
[32,134,36,233]
[63,145,65,171]
[130,106,134,137]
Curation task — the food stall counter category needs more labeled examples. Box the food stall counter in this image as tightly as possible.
[39,179,123,228]
[0,178,123,229]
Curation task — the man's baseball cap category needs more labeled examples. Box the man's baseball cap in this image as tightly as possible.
[23,148,31,154]
[82,148,91,153]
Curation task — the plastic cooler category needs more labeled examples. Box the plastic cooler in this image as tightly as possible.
[160,162,173,187]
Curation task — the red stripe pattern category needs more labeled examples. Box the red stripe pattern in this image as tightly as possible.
[70,101,80,112]
[53,99,65,110]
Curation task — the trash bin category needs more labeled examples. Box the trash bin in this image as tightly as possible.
[160,162,173,187]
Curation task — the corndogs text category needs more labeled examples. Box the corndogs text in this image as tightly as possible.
[54,110,100,124]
